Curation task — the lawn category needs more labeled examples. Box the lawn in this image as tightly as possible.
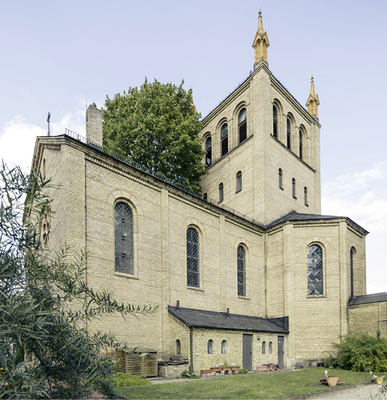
[115,368,369,399]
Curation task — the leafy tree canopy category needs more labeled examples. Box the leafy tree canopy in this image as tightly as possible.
[0,162,156,399]
[102,79,206,192]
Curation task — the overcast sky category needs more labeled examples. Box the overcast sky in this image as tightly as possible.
[1,0,386,294]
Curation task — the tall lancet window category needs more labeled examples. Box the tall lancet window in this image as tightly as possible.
[115,202,134,274]
[307,244,323,295]
[236,171,242,193]
[279,168,283,189]
[221,123,228,156]
[219,183,224,203]
[238,108,247,143]
[187,227,199,287]
[292,178,296,198]
[205,136,212,166]
[299,129,303,160]
[287,118,291,149]
[237,245,246,297]
[273,105,278,139]
[350,247,356,298]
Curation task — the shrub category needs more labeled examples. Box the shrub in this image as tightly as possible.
[240,369,248,374]
[112,372,151,387]
[180,370,199,379]
[325,333,387,372]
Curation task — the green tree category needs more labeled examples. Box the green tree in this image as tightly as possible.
[0,162,156,399]
[103,79,206,192]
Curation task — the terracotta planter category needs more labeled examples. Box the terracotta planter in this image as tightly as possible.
[326,376,338,387]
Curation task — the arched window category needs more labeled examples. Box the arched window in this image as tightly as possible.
[279,168,283,189]
[350,247,356,298]
[205,136,212,166]
[273,105,278,139]
[299,129,303,160]
[176,339,181,355]
[262,341,266,354]
[304,187,308,206]
[221,123,228,156]
[187,227,199,287]
[236,171,242,193]
[40,205,51,249]
[207,339,213,355]
[287,117,291,149]
[237,245,246,297]
[307,244,323,295]
[115,202,134,274]
[269,341,272,354]
[292,178,296,198]
[221,340,227,354]
[238,108,247,143]
[219,183,224,203]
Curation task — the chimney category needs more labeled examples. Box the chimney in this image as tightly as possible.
[86,103,103,147]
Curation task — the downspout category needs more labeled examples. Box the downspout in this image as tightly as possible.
[189,327,194,374]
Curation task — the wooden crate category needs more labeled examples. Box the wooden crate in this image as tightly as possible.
[116,348,158,377]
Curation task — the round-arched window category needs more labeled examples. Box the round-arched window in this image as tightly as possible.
[307,244,323,295]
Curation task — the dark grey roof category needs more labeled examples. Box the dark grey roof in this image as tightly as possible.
[349,292,387,306]
[168,306,288,334]
[266,211,368,235]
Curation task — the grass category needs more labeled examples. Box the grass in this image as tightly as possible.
[115,368,370,399]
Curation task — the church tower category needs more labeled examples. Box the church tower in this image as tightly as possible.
[199,12,322,225]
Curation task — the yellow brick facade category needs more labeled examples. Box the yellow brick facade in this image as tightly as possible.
[29,12,382,376]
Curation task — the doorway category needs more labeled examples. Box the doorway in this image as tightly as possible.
[278,336,284,368]
[242,334,253,370]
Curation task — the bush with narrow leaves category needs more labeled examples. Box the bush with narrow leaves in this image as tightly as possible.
[0,162,156,399]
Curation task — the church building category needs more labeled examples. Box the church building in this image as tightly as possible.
[31,12,386,375]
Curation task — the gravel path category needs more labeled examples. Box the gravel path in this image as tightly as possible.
[304,383,386,400]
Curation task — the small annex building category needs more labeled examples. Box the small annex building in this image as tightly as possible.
[31,11,386,375]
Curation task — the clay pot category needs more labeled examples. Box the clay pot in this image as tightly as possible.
[326,376,339,387]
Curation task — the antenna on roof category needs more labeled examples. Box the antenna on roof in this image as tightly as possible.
[47,112,51,136]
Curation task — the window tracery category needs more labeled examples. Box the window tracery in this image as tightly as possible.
[114,202,134,274]
[187,227,199,287]
[307,244,323,295]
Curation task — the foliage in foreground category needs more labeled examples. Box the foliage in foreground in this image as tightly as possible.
[103,78,206,192]
[112,372,151,387]
[0,162,156,399]
[116,368,367,400]
[325,333,387,372]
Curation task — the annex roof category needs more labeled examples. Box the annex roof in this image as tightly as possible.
[168,306,288,334]
[266,210,369,235]
[348,292,387,306]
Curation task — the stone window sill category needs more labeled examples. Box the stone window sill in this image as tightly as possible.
[114,272,139,280]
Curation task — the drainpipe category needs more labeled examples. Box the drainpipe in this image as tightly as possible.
[189,327,194,374]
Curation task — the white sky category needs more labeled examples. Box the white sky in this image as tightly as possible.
[0,0,386,294]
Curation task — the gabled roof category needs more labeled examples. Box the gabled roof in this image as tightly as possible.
[349,292,387,306]
[168,306,289,334]
[266,210,369,235]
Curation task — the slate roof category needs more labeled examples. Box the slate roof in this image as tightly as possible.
[168,306,289,334]
[266,211,369,235]
[348,292,387,306]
